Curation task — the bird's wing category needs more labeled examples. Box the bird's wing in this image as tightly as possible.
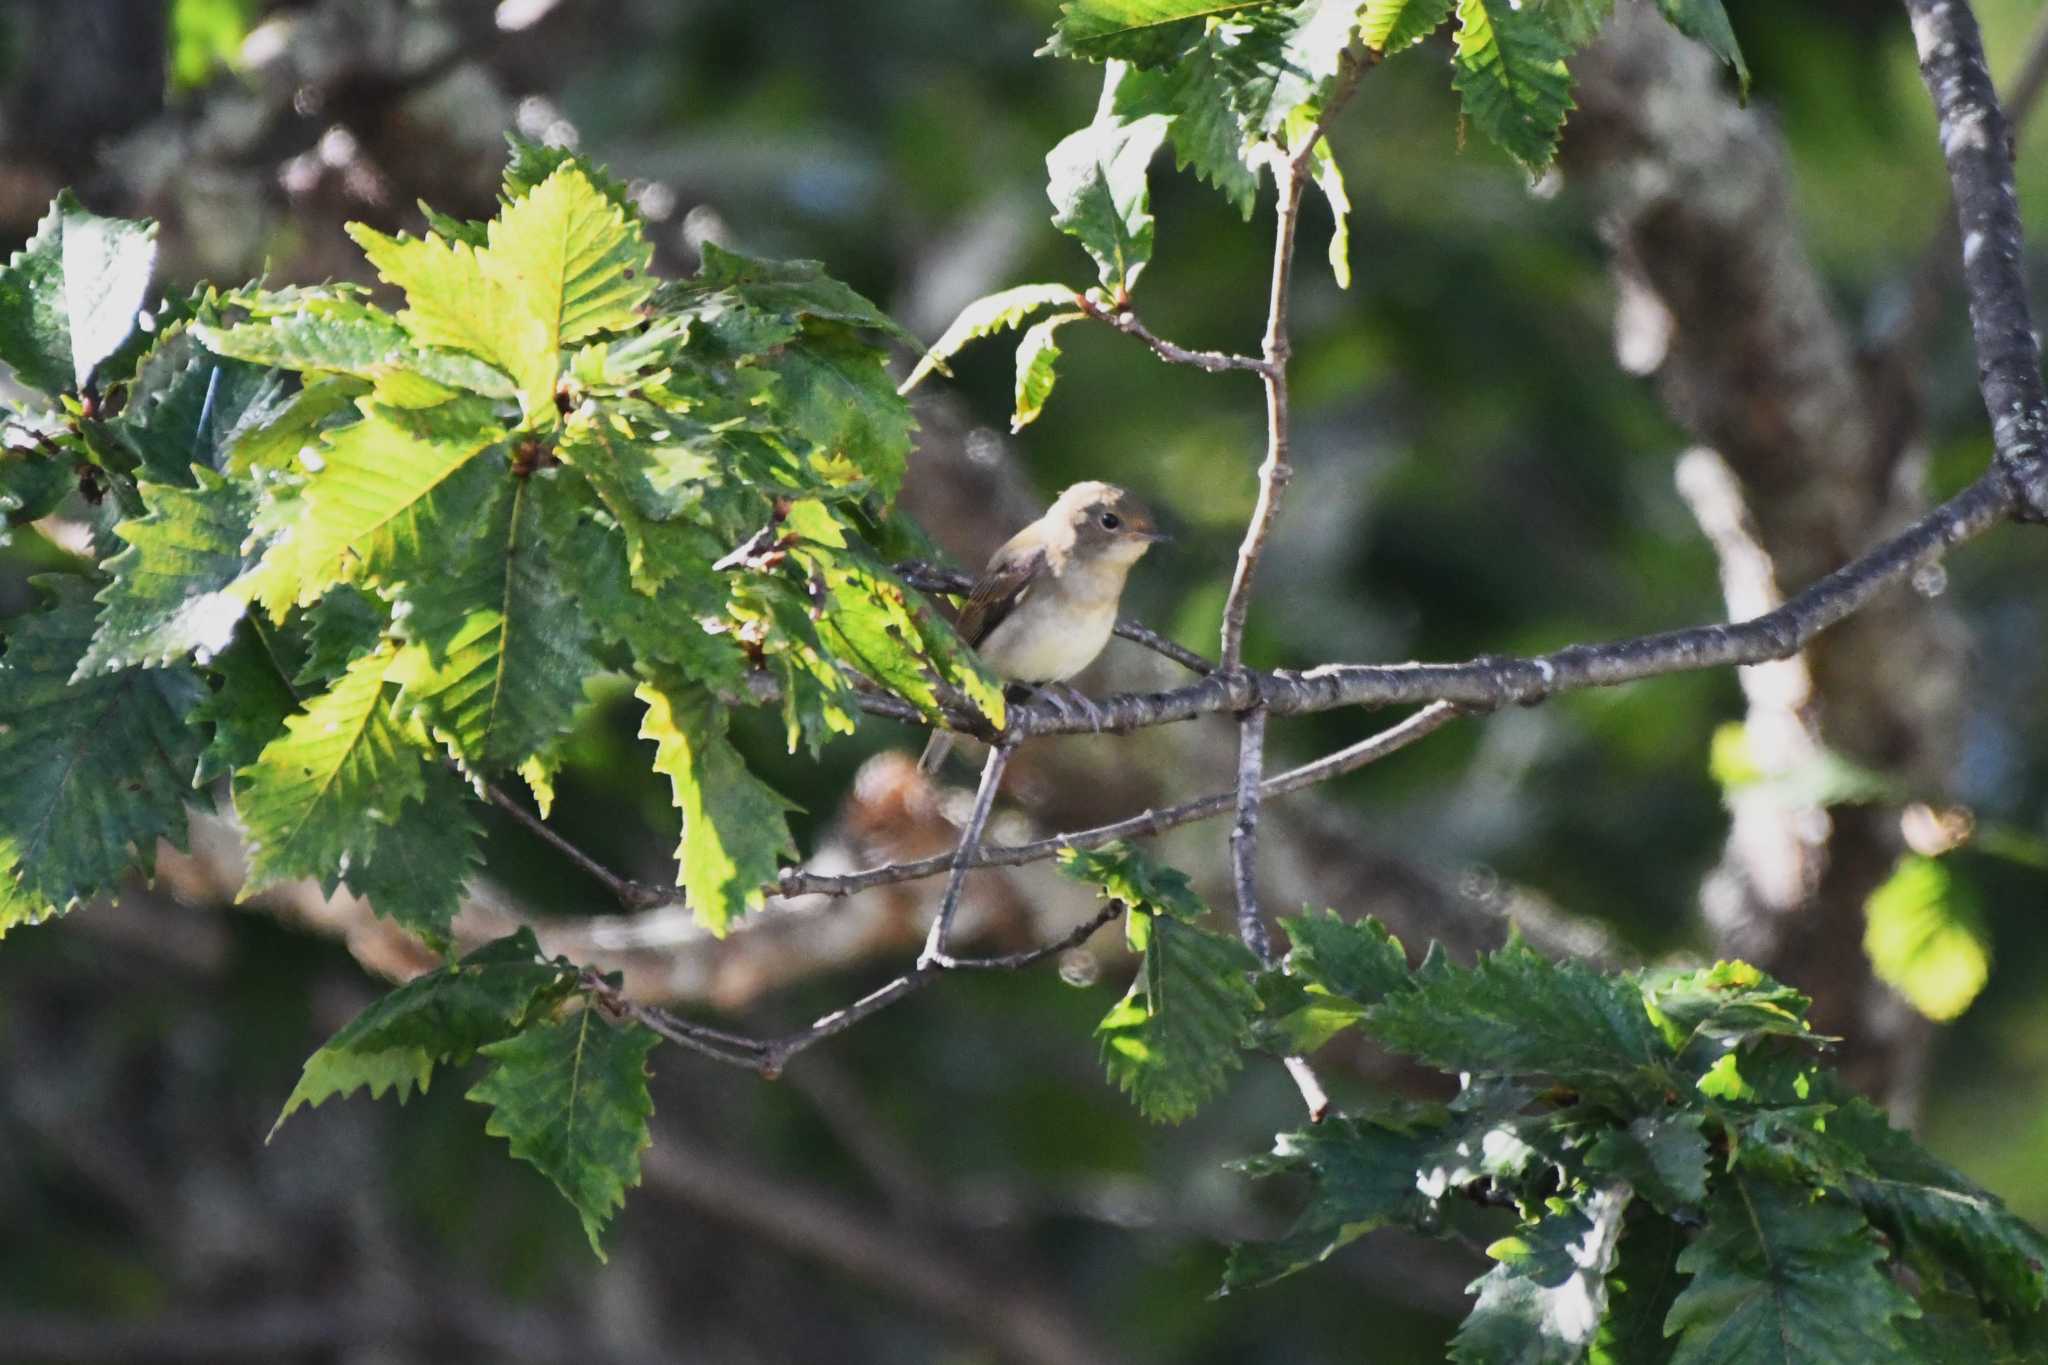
[954,542,1047,648]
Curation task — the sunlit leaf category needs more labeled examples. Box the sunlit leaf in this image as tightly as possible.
[0,191,158,395]
[1862,855,1991,1023]
[1451,0,1575,176]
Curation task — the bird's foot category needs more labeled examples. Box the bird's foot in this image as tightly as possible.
[1040,682,1108,732]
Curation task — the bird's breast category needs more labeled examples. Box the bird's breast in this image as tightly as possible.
[976,594,1118,684]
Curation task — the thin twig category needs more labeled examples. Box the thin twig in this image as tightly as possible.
[919,738,1015,968]
[1230,706,1272,960]
[1070,292,1271,374]
[487,785,667,909]
[1903,0,2048,520]
[779,701,1461,899]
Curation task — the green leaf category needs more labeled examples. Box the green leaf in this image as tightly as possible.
[0,191,157,395]
[1012,310,1085,432]
[1586,1113,1709,1213]
[388,468,606,774]
[110,331,293,485]
[234,646,429,896]
[1,441,73,533]
[766,328,917,500]
[1047,107,1173,294]
[1211,1,1355,140]
[1299,116,1352,288]
[1361,0,1455,52]
[500,135,635,214]
[1451,0,1575,176]
[691,242,915,346]
[1059,840,1209,922]
[341,763,485,951]
[190,625,301,784]
[1593,1210,1686,1365]
[1042,0,1265,65]
[1452,1185,1632,1365]
[469,1010,659,1259]
[1224,1084,1537,1289]
[195,308,518,403]
[1533,0,1615,46]
[78,468,262,674]
[1115,52,1264,219]
[273,927,573,1134]
[1098,916,1261,1122]
[295,585,387,687]
[1667,1175,1919,1365]
[1282,910,1413,1006]
[1639,960,1828,1073]
[638,680,799,936]
[1653,0,1747,97]
[0,579,204,933]
[1862,855,1991,1023]
[1828,1096,2048,1317]
[243,397,506,618]
[1365,939,1670,1100]
[351,164,653,421]
[900,283,1078,391]
[168,0,254,90]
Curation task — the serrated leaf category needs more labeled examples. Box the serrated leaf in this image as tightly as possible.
[1534,0,1615,46]
[244,397,505,618]
[692,242,914,346]
[234,646,428,896]
[388,467,606,774]
[765,328,916,500]
[189,625,300,784]
[1224,1084,1538,1289]
[1593,1210,1686,1365]
[1827,1096,2048,1317]
[1048,107,1173,294]
[1452,1184,1632,1365]
[1212,1,1355,140]
[341,763,484,950]
[900,283,1078,392]
[1639,960,1828,1074]
[1366,939,1671,1101]
[110,330,293,485]
[1098,916,1261,1122]
[79,467,262,675]
[638,680,798,936]
[1452,0,1575,176]
[1666,1175,1918,1365]
[1862,855,1991,1023]
[1042,0,1264,65]
[1654,0,1747,97]
[0,191,157,395]
[1361,0,1455,52]
[351,164,652,422]
[1587,1113,1709,1213]
[1,444,73,533]
[195,309,519,402]
[273,927,573,1135]
[0,578,204,932]
[1282,910,1413,1003]
[469,1010,659,1259]
[296,585,387,687]
[1060,840,1208,921]
[500,135,635,214]
[1115,52,1264,218]
[1012,310,1084,432]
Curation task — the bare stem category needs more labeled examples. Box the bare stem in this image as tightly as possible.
[919,738,1016,968]
[1230,706,1272,960]
[1071,292,1269,374]
[487,785,667,910]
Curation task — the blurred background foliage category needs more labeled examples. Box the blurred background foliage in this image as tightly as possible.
[4,1,2048,1361]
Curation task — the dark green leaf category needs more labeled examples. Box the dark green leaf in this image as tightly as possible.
[500,134,636,214]
[1592,1209,1685,1365]
[1042,0,1265,65]
[469,1011,659,1258]
[1586,1113,1709,1213]
[1365,939,1671,1101]
[110,329,291,483]
[1452,1185,1632,1365]
[342,763,485,951]
[273,928,574,1133]
[1114,53,1264,219]
[189,625,300,784]
[0,191,157,395]
[1098,916,1261,1122]
[692,242,914,346]
[1653,0,1747,97]
[1666,1175,1918,1365]
[1533,0,1615,46]
[1451,0,1575,176]
[765,328,917,500]
[295,585,387,687]
[1281,910,1413,1004]
[0,578,204,933]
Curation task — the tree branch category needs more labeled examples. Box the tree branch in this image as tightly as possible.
[1070,291,1269,374]
[919,737,1015,967]
[1904,0,2048,520]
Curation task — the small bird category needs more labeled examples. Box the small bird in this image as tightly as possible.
[919,481,1167,774]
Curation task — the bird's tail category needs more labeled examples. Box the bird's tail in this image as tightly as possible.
[917,730,954,776]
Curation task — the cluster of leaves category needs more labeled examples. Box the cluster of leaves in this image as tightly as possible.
[0,142,1021,1248]
[906,0,1747,431]
[1063,843,2048,1362]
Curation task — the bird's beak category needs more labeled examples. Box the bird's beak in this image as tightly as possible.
[1138,527,1172,544]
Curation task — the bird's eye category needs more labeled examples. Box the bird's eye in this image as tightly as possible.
[1099,511,1122,530]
